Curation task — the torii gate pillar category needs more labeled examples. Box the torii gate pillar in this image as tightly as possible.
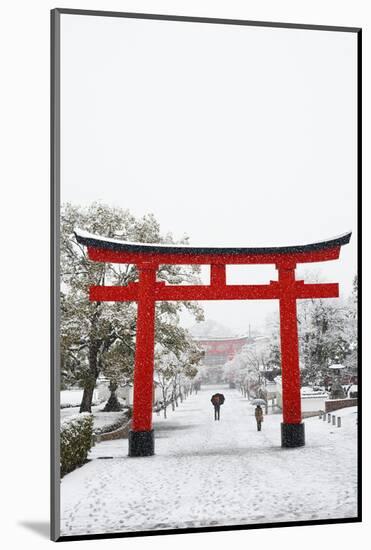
[278,264,305,447]
[128,265,157,456]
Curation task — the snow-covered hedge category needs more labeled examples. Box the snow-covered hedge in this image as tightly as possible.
[61,413,94,476]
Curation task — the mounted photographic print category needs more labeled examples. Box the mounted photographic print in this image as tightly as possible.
[51,8,361,541]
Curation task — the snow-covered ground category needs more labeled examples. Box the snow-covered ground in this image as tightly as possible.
[60,385,357,537]
[61,389,99,407]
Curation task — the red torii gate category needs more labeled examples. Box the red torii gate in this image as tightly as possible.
[75,230,351,456]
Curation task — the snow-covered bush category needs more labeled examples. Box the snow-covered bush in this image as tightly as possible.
[60,413,94,476]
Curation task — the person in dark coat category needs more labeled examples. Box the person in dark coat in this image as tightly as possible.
[211,393,225,421]
[255,405,264,431]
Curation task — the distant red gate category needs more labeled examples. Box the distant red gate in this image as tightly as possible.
[75,230,351,456]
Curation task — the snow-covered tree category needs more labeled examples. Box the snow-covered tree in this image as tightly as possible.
[264,273,358,386]
[343,275,358,372]
[154,340,202,418]
[61,203,204,412]
[298,299,352,385]
[222,351,251,397]
[154,346,178,419]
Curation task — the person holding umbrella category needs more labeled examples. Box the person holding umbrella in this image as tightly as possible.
[254,404,264,431]
[211,392,225,421]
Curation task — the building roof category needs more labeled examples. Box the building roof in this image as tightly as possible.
[193,334,250,343]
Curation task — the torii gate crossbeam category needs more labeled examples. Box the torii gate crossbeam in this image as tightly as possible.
[75,230,351,456]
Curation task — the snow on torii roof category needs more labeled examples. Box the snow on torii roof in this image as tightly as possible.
[74,229,351,256]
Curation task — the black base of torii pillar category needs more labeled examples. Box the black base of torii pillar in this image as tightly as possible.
[128,429,154,457]
[281,423,305,448]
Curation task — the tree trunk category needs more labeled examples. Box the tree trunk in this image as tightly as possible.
[172,386,178,407]
[79,383,95,413]
[161,389,168,418]
[80,341,100,413]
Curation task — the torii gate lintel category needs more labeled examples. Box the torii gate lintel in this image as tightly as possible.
[75,230,351,456]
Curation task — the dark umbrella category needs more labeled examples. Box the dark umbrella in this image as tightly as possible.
[211,393,225,404]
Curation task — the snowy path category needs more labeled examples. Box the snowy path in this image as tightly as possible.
[61,385,357,536]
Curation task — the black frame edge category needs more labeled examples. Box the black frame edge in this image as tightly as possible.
[51,7,61,543]
[356,27,362,523]
[57,516,361,542]
[54,8,361,33]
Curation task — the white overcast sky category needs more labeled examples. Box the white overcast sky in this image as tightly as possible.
[60,14,357,333]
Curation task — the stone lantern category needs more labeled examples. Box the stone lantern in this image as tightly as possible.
[328,364,346,399]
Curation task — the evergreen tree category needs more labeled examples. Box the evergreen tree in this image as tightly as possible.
[264,273,358,386]
[61,203,204,412]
